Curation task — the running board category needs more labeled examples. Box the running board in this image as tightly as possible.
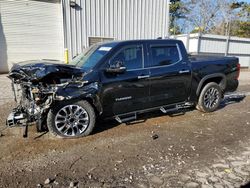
[160,102,193,114]
[160,107,178,114]
[115,113,137,123]
[114,102,194,123]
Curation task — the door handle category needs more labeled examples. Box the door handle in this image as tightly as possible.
[179,70,190,74]
[138,75,150,79]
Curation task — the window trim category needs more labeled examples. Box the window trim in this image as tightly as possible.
[146,44,183,69]
[108,44,145,71]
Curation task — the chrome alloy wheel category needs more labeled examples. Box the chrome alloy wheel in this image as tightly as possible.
[204,87,220,109]
[55,105,89,137]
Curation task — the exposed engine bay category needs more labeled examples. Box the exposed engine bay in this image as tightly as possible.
[6,60,92,137]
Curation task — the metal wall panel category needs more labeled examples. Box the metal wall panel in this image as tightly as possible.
[228,40,250,55]
[0,0,64,72]
[188,38,199,53]
[200,38,227,54]
[63,0,170,59]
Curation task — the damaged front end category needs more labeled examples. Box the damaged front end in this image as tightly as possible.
[7,79,55,129]
[6,60,95,137]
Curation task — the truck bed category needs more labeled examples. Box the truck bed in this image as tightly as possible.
[189,55,236,63]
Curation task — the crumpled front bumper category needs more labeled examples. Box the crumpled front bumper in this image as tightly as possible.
[6,108,27,127]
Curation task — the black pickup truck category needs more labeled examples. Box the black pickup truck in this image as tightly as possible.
[7,39,240,138]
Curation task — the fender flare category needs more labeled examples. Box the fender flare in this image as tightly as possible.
[196,73,226,96]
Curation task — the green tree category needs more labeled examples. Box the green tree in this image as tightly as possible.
[169,0,186,35]
[237,2,250,18]
[221,2,250,38]
[183,0,221,34]
[233,21,250,38]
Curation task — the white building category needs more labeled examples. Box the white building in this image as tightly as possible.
[173,33,250,68]
[0,0,170,72]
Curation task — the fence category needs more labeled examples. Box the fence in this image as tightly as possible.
[172,33,250,68]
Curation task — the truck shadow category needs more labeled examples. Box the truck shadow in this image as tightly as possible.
[94,94,246,135]
[93,108,192,134]
[241,182,250,188]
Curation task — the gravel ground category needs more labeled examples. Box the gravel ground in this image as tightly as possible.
[0,74,14,105]
[239,70,250,86]
[0,71,249,188]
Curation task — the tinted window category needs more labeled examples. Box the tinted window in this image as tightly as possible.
[149,46,180,67]
[111,46,143,70]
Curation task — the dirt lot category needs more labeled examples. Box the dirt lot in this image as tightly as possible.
[0,76,250,188]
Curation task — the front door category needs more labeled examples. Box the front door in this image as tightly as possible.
[147,43,192,108]
[100,44,150,117]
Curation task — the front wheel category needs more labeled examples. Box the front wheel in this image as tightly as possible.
[196,82,222,113]
[47,100,96,138]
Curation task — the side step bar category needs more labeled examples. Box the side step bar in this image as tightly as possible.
[160,106,179,114]
[115,113,137,123]
[114,102,194,123]
[160,102,193,114]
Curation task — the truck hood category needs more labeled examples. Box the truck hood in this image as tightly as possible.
[8,60,85,83]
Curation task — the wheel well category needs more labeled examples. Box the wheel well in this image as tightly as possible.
[82,97,100,115]
[50,97,100,115]
[198,76,225,96]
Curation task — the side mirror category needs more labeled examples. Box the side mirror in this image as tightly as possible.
[105,61,126,74]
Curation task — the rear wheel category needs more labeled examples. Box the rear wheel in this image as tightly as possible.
[47,100,96,138]
[196,82,222,113]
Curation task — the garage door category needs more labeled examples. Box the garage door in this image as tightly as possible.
[0,0,64,73]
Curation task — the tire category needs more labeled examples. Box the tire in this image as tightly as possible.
[47,100,96,138]
[196,82,222,113]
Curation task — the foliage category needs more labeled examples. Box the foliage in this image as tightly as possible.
[214,1,250,37]
[173,0,250,38]
[238,2,250,18]
[169,0,186,35]
[170,26,182,35]
[182,0,221,33]
[231,21,250,38]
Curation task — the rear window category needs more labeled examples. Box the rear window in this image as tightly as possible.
[149,45,180,67]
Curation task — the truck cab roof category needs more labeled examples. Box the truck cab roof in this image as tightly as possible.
[98,39,183,46]
[95,39,189,62]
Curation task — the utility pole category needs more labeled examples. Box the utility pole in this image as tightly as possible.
[225,19,231,56]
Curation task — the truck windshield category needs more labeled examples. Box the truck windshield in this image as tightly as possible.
[70,45,112,69]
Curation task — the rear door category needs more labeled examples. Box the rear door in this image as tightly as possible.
[100,43,150,117]
[146,42,192,108]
